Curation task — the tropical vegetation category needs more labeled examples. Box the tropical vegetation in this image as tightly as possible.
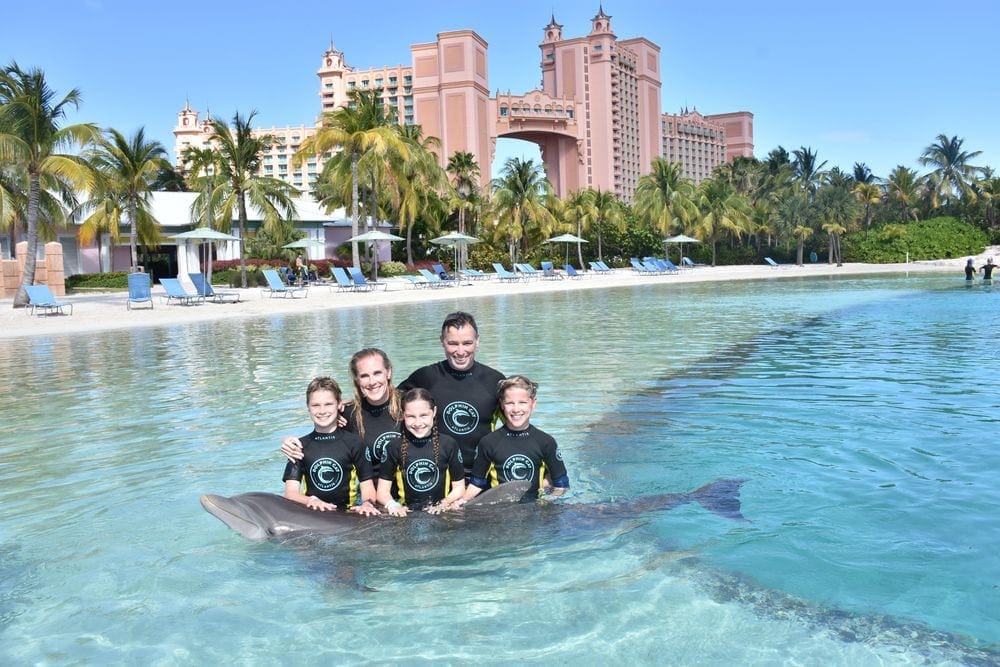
[1,62,998,306]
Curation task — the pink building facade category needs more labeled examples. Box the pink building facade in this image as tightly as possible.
[172,8,754,202]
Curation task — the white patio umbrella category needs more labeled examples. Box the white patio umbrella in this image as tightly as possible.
[663,234,701,264]
[346,230,405,280]
[170,228,239,284]
[430,231,481,272]
[545,232,589,265]
[282,238,326,249]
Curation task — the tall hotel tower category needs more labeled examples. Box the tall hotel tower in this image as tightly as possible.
[174,8,752,200]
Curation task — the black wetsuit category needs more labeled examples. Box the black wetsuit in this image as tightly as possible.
[981,263,996,280]
[342,398,401,478]
[379,432,464,508]
[469,424,570,493]
[400,360,505,471]
[282,430,372,508]
[966,264,976,280]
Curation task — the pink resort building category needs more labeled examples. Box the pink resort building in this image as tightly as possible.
[173,7,753,200]
[0,8,755,280]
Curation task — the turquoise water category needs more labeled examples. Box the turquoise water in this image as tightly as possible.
[1,275,998,664]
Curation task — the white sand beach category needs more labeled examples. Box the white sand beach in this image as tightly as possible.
[1,252,991,341]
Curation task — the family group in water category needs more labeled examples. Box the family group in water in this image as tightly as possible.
[279,311,570,516]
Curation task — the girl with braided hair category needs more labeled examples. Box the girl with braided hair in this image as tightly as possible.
[376,388,465,516]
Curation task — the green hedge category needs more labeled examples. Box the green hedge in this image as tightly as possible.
[842,216,988,263]
[65,272,129,290]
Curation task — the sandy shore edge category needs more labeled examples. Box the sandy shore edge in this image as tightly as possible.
[2,251,992,341]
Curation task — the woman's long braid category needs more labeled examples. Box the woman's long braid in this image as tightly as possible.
[400,427,410,468]
[432,424,440,466]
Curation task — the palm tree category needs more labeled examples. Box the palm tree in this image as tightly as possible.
[691,179,751,265]
[446,150,479,268]
[394,124,445,266]
[83,127,170,271]
[0,62,97,307]
[852,162,875,185]
[815,184,859,266]
[792,146,827,198]
[771,192,813,265]
[634,157,697,240]
[562,188,596,267]
[919,133,984,208]
[590,188,625,262]
[853,181,882,233]
[490,157,556,263]
[885,165,922,222]
[975,169,1000,230]
[294,89,407,269]
[209,111,298,287]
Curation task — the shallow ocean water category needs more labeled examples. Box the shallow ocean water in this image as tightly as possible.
[1,273,997,664]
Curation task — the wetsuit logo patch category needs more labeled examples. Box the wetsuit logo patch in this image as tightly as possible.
[502,454,535,482]
[367,431,399,464]
[309,458,344,492]
[443,401,479,435]
[406,459,440,493]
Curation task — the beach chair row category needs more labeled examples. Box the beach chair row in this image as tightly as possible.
[630,257,683,275]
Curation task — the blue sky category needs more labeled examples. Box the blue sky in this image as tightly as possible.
[5,0,998,181]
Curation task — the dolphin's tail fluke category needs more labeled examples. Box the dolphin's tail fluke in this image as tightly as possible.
[689,479,748,521]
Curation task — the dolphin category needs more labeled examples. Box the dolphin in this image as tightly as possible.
[200,478,748,542]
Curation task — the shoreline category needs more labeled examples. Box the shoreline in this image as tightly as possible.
[0,254,986,341]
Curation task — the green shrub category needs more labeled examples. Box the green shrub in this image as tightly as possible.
[467,245,511,271]
[65,272,129,290]
[378,260,408,277]
[843,216,988,263]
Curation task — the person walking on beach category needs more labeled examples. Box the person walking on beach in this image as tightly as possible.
[280,376,380,515]
[980,257,996,281]
[399,311,505,480]
[965,259,976,281]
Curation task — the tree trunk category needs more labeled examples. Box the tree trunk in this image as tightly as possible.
[238,193,248,288]
[13,172,41,308]
[129,198,139,272]
[351,153,360,269]
[796,238,804,266]
[828,233,835,264]
[576,219,584,269]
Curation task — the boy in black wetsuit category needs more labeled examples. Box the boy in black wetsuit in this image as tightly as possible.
[452,375,569,509]
[281,377,380,515]
[399,311,505,479]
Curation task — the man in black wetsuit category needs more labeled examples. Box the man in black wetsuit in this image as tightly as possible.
[980,257,996,280]
[398,311,505,478]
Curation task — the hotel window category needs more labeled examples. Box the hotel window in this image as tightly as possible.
[500,107,508,117]
[324,83,333,89]
[348,81,355,90]
[375,78,383,86]
[389,76,397,84]
[403,75,412,84]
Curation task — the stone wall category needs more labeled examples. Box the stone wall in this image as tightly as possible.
[0,241,66,297]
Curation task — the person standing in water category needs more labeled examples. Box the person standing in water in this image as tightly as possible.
[399,311,505,479]
[965,259,976,281]
[281,348,402,484]
[980,257,996,281]
[377,388,466,516]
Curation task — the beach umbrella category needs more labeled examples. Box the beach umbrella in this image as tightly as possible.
[170,228,239,282]
[282,238,326,249]
[430,231,481,272]
[663,234,701,263]
[545,232,589,265]
[346,230,405,280]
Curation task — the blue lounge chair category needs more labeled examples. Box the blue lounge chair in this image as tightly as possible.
[492,263,521,282]
[188,273,240,303]
[431,263,456,281]
[331,267,359,292]
[126,273,153,310]
[160,278,205,305]
[764,257,780,268]
[401,274,431,289]
[516,263,542,280]
[24,284,73,316]
[348,267,388,291]
[540,261,563,279]
[418,268,453,288]
[459,268,488,280]
[631,258,656,274]
[563,264,584,279]
[261,269,308,298]
[681,256,701,268]
[650,258,679,273]
[589,261,612,273]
